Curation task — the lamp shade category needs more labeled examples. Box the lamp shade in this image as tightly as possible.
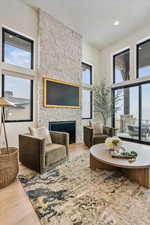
[0,97,15,107]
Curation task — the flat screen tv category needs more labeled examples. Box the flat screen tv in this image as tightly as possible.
[43,78,80,108]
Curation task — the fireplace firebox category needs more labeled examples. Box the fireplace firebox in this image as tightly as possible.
[49,121,76,144]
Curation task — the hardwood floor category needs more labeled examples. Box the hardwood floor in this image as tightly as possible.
[0,143,89,225]
[0,180,40,225]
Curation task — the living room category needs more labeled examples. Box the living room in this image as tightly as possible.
[1,0,150,225]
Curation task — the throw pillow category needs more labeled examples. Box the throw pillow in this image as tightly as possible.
[90,121,103,135]
[29,127,52,145]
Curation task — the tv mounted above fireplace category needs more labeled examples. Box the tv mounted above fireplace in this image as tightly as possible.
[43,77,80,108]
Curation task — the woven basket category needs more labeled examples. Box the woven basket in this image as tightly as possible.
[0,147,19,188]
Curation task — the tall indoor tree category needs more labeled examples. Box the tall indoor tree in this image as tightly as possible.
[94,80,122,126]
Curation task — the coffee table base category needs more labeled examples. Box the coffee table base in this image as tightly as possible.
[90,153,150,188]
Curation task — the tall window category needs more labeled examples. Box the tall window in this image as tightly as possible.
[141,83,150,141]
[2,74,33,122]
[113,81,150,143]
[82,62,92,85]
[2,28,34,69]
[82,62,92,119]
[137,39,150,78]
[82,89,92,119]
[113,86,139,140]
[113,49,130,83]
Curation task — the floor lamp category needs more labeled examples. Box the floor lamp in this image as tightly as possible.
[0,97,15,153]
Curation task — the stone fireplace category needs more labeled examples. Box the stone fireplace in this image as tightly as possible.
[37,10,82,142]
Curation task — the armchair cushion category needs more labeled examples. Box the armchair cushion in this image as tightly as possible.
[29,127,52,145]
[50,131,69,157]
[45,144,66,167]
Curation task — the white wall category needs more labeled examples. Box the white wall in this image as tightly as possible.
[82,41,102,126]
[99,24,150,86]
[82,41,101,85]
[0,0,38,147]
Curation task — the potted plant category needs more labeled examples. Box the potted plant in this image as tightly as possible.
[105,136,123,153]
[93,80,122,126]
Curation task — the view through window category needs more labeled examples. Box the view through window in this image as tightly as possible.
[82,62,92,85]
[82,89,92,119]
[113,49,130,83]
[2,28,33,69]
[2,74,33,122]
[113,82,150,143]
[137,39,150,78]
[81,62,92,119]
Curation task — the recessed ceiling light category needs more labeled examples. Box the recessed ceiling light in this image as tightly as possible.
[113,21,120,26]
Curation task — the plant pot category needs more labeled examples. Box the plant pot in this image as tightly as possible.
[0,147,19,188]
[112,146,121,154]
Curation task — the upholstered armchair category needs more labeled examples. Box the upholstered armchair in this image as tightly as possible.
[19,131,69,173]
[83,126,116,148]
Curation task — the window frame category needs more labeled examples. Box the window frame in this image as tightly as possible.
[82,89,93,120]
[2,27,34,69]
[136,38,150,78]
[113,48,130,84]
[81,62,92,85]
[81,62,93,120]
[2,74,34,123]
[112,79,150,145]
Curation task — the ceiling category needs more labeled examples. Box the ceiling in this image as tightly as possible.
[23,0,150,50]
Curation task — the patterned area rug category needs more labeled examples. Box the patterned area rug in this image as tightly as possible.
[19,152,150,225]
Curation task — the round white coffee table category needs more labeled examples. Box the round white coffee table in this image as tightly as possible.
[90,142,150,188]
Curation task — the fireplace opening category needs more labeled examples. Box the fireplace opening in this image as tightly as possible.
[49,121,76,144]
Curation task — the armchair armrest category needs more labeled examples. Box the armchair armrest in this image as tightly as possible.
[83,126,93,148]
[103,127,116,137]
[19,135,46,173]
[49,131,69,157]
